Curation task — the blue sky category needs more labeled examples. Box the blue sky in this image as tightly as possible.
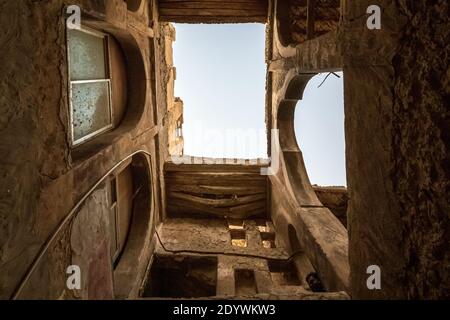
[173,24,346,186]
[294,72,346,187]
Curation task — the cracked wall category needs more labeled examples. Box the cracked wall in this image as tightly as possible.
[0,0,448,300]
[0,0,166,299]
[343,0,449,299]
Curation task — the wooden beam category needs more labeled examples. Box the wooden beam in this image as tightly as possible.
[165,160,268,173]
[167,184,266,195]
[158,0,268,23]
[159,15,267,23]
[168,199,266,219]
[159,2,265,10]
[168,191,266,207]
[164,161,268,218]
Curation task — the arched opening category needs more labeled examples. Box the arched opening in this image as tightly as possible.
[113,153,154,298]
[276,73,321,206]
[68,152,154,299]
[294,72,346,187]
[271,72,350,293]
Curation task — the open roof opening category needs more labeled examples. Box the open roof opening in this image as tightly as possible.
[173,24,268,159]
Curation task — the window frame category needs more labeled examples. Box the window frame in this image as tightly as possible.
[67,25,114,147]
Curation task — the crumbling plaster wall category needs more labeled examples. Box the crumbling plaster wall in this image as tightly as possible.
[168,98,184,157]
[159,23,184,158]
[0,0,167,299]
[391,0,449,299]
[266,1,349,293]
[154,18,177,220]
[343,0,449,299]
[268,0,449,299]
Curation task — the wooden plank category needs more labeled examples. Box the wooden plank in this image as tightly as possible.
[159,8,266,17]
[165,179,266,188]
[165,161,268,173]
[165,173,266,183]
[158,0,268,23]
[166,172,267,180]
[168,191,266,207]
[160,0,265,3]
[167,184,266,195]
[165,160,268,217]
[167,199,266,218]
[166,172,266,180]
[159,2,265,10]
[159,16,267,23]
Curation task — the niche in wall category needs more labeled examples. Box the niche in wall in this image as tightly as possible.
[112,153,155,298]
[294,72,346,187]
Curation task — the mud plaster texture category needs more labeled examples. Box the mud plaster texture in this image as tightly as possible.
[343,0,449,299]
[392,0,450,299]
[0,0,448,301]
[0,0,168,299]
[153,218,349,300]
[268,0,449,299]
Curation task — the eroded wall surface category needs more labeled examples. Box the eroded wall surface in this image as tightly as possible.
[0,0,170,299]
[267,0,350,294]
[343,0,449,299]
[268,0,449,299]
[0,0,448,300]
[391,0,449,299]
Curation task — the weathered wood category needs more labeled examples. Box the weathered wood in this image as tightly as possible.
[159,16,267,23]
[168,199,266,219]
[165,175,266,187]
[165,162,268,218]
[161,0,264,2]
[165,159,268,173]
[160,9,266,17]
[169,191,266,207]
[166,172,267,180]
[167,184,266,195]
[158,0,268,23]
[159,2,264,10]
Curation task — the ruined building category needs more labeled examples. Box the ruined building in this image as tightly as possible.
[0,0,448,300]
